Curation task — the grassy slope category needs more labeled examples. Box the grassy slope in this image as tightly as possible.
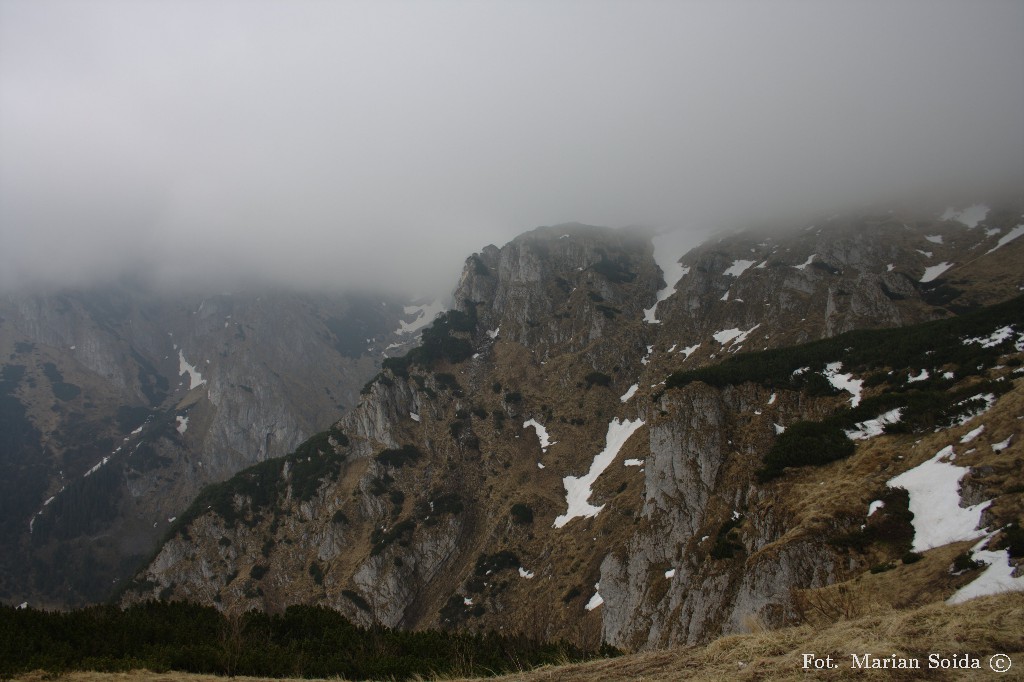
[456,593,1024,682]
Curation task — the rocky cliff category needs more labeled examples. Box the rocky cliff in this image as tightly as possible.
[0,284,419,607]
[125,204,1024,649]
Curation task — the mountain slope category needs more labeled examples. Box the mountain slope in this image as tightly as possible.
[124,205,1024,649]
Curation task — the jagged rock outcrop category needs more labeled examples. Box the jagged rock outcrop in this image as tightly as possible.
[456,224,662,357]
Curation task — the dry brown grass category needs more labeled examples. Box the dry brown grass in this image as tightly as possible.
[791,542,979,623]
[751,373,1023,570]
[945,232,1024,309]
[15,593,1023,682]
[446,593,1024,682]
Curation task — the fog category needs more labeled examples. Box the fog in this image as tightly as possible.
[2,0,1022,296]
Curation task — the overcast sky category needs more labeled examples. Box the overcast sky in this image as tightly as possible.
[1,0,1022,295]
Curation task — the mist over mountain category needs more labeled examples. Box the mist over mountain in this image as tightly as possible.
[2,0,1022,296]
[1,3,1024,676]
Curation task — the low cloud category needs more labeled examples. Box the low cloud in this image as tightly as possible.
[2,0,1022,296]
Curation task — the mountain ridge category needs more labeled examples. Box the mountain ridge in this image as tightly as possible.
[123,205,1024,649]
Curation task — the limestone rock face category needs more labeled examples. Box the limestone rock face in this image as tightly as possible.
[125,206,1024,650]
[455,224,662,355]
[0,285,409,608]
[642,384,727,537]
[595,380,838,649]
[345,373,432,458]
[352,516,464,628]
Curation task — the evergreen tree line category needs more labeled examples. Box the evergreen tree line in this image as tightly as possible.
[0,601,614,679]
[666,293,1024,393]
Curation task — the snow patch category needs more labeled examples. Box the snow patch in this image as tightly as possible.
[867,500,885,516]
[962,325,1016,349]
[823,362,863,407]
[397,299,446,335]
[793,254,816,271]
[948,540,1024,604]
[942,204,989,228]
[523,419,555,452]
[486,327,500,339]
[623,459,643,467]
[84,456,111,478]
[410,412,420,422]
[951,393,997,425]
[907,368,929,383]
[664,569,676,579]
[888,445,990,552]
[620,384,639,403]
[723,259,756,277]
[585,584,604,611]
[554,418,645,528]
[644,229,695,323]
[679,344,700,359]
[518,567,535,579]
[960,426,984,444]
[713,323,760,346]
[992,436,1012,452]
[774,423,786,435]
[175,416,189,434]
[925,234,944,244]
[767,392,777,405]
[178,350,207,390]
[844,408,902,440]
[985,225,1024,255]
[920,262,953,283]
[641,345,654,365]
